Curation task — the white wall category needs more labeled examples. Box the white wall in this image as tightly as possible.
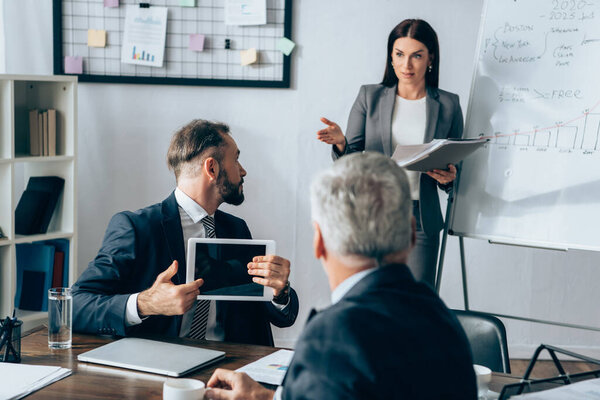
[4,0,600,355]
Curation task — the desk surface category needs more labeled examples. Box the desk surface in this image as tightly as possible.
[20,327,279,399]
[19,327,521,399]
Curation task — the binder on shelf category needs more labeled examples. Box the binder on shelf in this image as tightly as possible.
[391,138,488,172]
[14,190,51,235]
[15,176,65,235]
[29,110,40,156]
[15,243,56,311]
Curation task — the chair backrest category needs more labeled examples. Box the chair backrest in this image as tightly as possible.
[453,309,511,373]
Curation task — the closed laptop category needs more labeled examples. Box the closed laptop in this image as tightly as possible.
[77,338,225,377]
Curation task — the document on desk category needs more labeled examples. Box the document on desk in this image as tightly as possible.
[392,138,488,172]
[0,363,71,400]
[236,349,294,385]
[510,376,600,399]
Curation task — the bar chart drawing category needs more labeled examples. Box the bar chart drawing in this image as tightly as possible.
[581,113,600,150]
[533,130,551,147]
[486,110,600,151]
[555,126,578,149]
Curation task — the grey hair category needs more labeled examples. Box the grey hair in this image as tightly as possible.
[310,152,412,263]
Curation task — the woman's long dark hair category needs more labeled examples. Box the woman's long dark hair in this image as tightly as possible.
[381,19,440,89]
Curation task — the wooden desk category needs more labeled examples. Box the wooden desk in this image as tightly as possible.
[19,327,522,399]
[20,327,279,399]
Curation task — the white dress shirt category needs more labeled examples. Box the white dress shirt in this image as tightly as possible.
[391,95,427,200]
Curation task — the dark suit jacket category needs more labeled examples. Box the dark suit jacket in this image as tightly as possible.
[281,264,477,400]
[333,84,464,236]
[72,192,298,346]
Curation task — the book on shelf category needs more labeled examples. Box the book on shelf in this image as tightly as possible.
[391,138,489,172]
[45,239,69,288]
[37,112,43,156]
[15,176,65,235]
[28,110,40,156]
[27,108,57,157]
[47,109,57,157]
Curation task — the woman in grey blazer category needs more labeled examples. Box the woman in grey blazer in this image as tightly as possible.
[317,19,463,288]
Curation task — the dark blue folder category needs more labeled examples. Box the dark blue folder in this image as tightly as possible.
[15,243,55,311]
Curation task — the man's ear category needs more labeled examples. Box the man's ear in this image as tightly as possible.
[203,157,220,182]
[313,222,327,260]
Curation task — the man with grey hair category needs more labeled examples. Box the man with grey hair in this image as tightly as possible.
[205,152,477,399]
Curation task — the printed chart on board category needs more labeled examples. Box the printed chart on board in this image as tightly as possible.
[451,0,600,250]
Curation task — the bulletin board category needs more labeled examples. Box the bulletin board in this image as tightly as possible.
[53,0,292,87]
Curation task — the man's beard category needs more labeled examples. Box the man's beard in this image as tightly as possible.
[218,169,245,206]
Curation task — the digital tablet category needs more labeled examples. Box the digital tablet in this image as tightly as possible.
[186,238,276,301]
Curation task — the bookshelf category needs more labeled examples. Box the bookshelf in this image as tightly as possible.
[0,75,77,332]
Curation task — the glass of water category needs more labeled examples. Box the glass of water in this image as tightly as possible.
[48,288,72,349]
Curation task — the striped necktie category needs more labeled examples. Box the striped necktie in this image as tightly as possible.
[188,215,216,340]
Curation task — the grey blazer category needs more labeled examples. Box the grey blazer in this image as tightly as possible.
[332,83,464,236]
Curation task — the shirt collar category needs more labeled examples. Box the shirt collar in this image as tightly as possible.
[174,187,211,223]
[331,267,378,305]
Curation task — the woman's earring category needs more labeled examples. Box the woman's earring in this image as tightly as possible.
[428,65,432,73]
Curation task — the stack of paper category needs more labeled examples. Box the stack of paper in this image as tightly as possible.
[0,363,71,399]
[236,349,294,386]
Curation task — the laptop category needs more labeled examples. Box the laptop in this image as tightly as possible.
[186,238,276,301]
[77,338,225,377]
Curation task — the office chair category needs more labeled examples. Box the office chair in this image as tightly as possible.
[453,309,511,373]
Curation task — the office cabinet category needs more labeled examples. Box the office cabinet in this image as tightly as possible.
[0,75,77,332]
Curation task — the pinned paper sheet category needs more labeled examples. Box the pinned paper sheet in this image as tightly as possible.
[180,0,195,6]
[88,30,107,47]
[64,56,83,74]
[240,48,258,66]
[121,5,168,67]
[225,0,266,26]
[277,37,295,56]
[189,34,205,51]
[104,0,119,7]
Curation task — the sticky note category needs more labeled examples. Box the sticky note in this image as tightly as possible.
[88,30,107,48]
[277,37,295,56]
[240,48,257,66]
[104,0,119,7]
[180,0,195,6]
[189,34,205,51]
[64,56,83,74]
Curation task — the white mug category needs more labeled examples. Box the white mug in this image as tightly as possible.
[163,378,205,400]
[473,364,492,398]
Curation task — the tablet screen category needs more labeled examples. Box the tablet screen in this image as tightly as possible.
[193,242,266,297]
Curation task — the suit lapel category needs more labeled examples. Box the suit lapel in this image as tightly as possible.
[380,85,397,156]
[425,87,440,143]
[161,192,186,285]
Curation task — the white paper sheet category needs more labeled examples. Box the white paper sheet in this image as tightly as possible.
[224,0,267,26]
[121,5,168,67]
[236,349,294,385]
[0,363,71,400]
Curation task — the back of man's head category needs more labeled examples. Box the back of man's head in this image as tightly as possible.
[310,152,412,263]
[167,119,230,181]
